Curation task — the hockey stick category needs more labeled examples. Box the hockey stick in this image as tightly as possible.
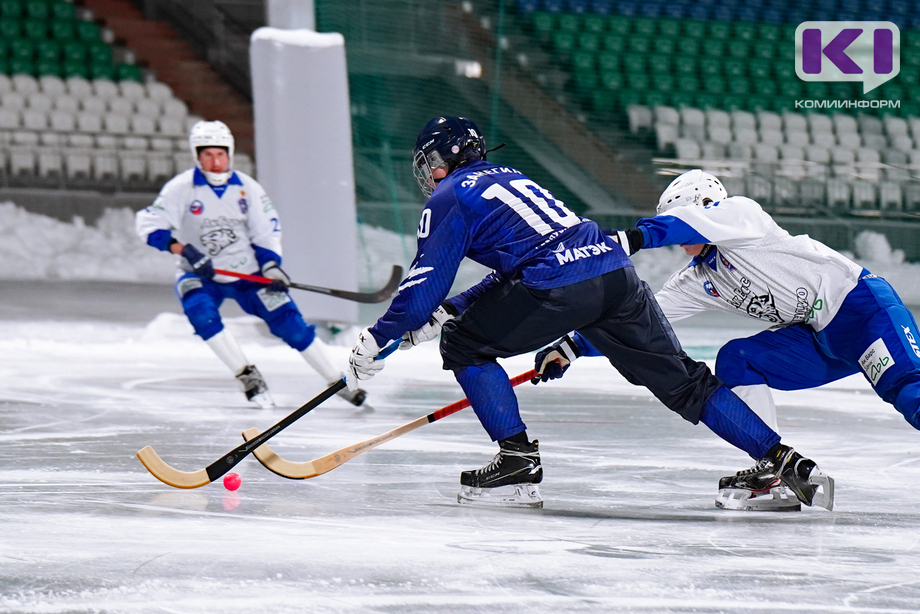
[213,264,404,304]
[240,369,538,480]
[136,340,401,489]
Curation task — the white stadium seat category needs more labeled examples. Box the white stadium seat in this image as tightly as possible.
[67,133,94,149]
[2,92,25,111]
[130,115,157,136]
[92,79,119,99]
[158,117,184,137]
[120,153,147,182]
[103,114,129,135]
[12,74,39,95]
[64,150,92,181]
[27,93,53,113]
[39,75,66,97]
[108,98,134,117]
[122,136,149,151]
[0,108,20,129]
[76,113,102,133]
[162,98,189,120]
[92,152,118,182]
[149,136,174,152]
[235,153,254,177]
[135,98,160,118]
[65,76,93,99]
[146,81,173,101]
[21,109,47,131]
[80,96,106,115]
[49,110,76,132]
[53,95,80,114]
[119,80,146,101]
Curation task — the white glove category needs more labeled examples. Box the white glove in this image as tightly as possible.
[400,304,455,350]
[610,230,635,257]
[347,327,384,391]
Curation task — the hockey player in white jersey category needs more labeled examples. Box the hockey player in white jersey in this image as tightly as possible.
[537,169,919,510]
[136,120,368,409]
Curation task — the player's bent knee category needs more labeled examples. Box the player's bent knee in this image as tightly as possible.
[439,326,479,370]
[715,340,759,386]
[267,310,315,351]
[182,291,223,340]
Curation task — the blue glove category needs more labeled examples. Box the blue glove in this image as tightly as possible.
[261,261,291,293]
[532,334,581,384]
[181,244,215,279]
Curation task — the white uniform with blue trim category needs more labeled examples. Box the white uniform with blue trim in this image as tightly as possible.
[135,168,282,282]
[648,197,863,330]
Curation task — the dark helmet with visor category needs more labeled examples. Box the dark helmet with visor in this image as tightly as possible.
[412,116,486,197]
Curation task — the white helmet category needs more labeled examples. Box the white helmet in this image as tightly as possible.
[189,120,234,185]
[656,169,727,215]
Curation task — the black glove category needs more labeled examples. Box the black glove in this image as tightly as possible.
[532,334,581,384]
[602,227,644,257]
[181,244,215,279]
[261,261,291,293]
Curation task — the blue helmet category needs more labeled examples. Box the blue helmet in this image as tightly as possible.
[412,116,486,197]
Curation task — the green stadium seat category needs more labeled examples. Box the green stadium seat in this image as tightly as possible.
[678,75,699,92]
[618,90,643,109]
[24,0,47,20]
[600,70,623,91]
[645,91,668,107]
[746,96,771,113]
[828,82,853,99]
[634,17,655,37]
[703,76,726,94]
[752,41,774,60]
[9,38,33,61]
[901,65,920,83]
[627,36,650,54]
[88,41,112,65]
[653,38,674,56]
[583,14,605,34]
[658,19,680,38]
[601,34,624,53]
[623,53,645,73]
[903,49,920,68]
[749,60,771,80]
[805,81,828,97]
[781,25,796,42]
[648,54,670,74]
[75,20,100,42]
[0,57,7,74]
[0,17,19,39]
[0,0,21,18]
[699,57,720,76]
[592,89,614,112]
[572,51,594,72]
[62,59,87,78]
[671,91,694,108]
[62,40,85,64]
[752,80,775,97]
[757,23,780,42]
[724,59,745,78]
[626,72,649,91]
[733,23,756,42]
[9,57,33,75]
[22,18,47,40]
[36,59,60,77]
[726,41,749,59]
[778,80,802,98]
[673,56,696,75]
[709,22,730,40]
[51,1,76,21]
[578,32,599,52]
[676,39,700,56]
[35,40,59,63]
[721,94,745,112]
[558,13,578,33]
[608,15,629,37]
[774,62,795,81]
[651,74,674,92]
[905,31,920,51]
[684,20,706,39]
[532,12,554,35]
[50,19,75,41]
[90,62,114,80]
[574,71,598,92]
[702,40,725,58]
[597,52,619,73]
[552,31,575,53]
[776,44,794,62]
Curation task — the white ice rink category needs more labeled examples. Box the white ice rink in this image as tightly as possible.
[2,279,920,614]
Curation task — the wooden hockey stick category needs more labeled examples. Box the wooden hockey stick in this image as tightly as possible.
[241,369,538,480]
[213,265,404,304]
[136,341,401,489]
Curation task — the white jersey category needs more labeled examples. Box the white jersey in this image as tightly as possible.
[650,196,863,331]
[136,168,283,283]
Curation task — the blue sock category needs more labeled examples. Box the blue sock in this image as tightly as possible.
[454,363,526,441]
[700,387,780,459]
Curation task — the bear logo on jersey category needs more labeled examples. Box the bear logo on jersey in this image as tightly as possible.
[201,228,238,255]
[189,200,204,215]
[746,291,785,324]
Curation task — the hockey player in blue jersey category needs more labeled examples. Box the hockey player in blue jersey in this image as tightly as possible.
[542,168,920,510]
[136,120,368,410]
[346,117,832,510]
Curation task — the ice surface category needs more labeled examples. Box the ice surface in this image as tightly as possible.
[1,281,919,613]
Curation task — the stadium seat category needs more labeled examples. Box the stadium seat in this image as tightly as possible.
[48,109,74,131]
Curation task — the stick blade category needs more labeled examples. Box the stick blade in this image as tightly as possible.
[136,446,211,489]
[241,428,318,479]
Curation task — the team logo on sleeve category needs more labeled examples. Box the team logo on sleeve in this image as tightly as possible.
[703,281,720,297]
[718,253,736,271]
[189,200,204,215]
[238,198,248,214]
[746,291,785,324]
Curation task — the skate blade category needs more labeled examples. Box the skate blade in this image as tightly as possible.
[716,486,801,512]
[251,391,275,409]
[457,483,543,509]
[808,471,835,511]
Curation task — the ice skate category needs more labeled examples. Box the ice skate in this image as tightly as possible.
[457,439,543,509]
[717,444,834,511]
[335,385,369,408]
[236,365,275,409]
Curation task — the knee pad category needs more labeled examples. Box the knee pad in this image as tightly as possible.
[894,380,920,430]
[182,291,223,340]
[266,308,315,351]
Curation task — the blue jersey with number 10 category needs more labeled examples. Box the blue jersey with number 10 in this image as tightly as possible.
[369,160,630,345]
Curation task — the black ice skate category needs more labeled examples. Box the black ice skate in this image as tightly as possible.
[236,365,275,409]
[458,439,543,508]
[716,444,834,512]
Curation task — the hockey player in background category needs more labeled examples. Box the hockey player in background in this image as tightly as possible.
[345,116,832,510]
[539,169,920,510]
[136,120,367,409]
